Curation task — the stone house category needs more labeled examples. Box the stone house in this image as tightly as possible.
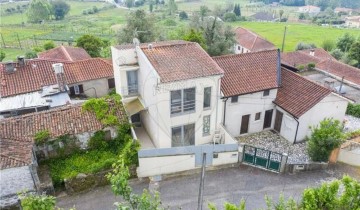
[233,27,276,54]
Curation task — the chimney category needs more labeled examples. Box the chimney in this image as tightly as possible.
[52,63,67,92]
[277,49,282,87]
[309,49,315,56]
[148,44,153,50]
[4,62,15,73]
[17,56,25,67]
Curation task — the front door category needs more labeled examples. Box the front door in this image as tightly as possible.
[240,114,250,134]
[274,110,283,133]
[263,109,273,129]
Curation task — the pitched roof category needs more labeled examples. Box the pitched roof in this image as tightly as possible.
[114,40,190,50]
[141,42,224,83]
[235,27,276,52]
[274,68,331,118]
[0,58,113,97]
[213,49,279,97]
[250,12,276,21]
[0,101,126,169]
[317,59,360,85]
[281,48,334,67]
[38,46,91,61]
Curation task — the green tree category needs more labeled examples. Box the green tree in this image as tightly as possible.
[167,0,177,15]
[149,1,154,12]
[307,118,345,162]
[348,40,360,67]
[224,12,236,22]
[199,5,210,21]
[295,42,316,50]
[330,48,344,60]
[279,9,284,20]
[26,0,52,23]
[51,0,70,20]
[25,51,38,59]
[336,33,355,52]
[118,10,157,44]
[299,13,306,20]
[321,39,335,51]
[76,34,105,57]
[0,50,5,61]
[183,29,207,50]
[233,4,241,17]
[125,0,134,8]
[43,40,55,50]
[179,11,188,20]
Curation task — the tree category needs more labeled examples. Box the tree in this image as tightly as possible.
[233,4,241,17]
[183,29,207,50]
[307,118,345,162]
[125,0,134,8]
[330,49,344,60]
[167,0,177,15]
[279,9,284,20]
[321,39,335,51]
[179,11,188,20]
[199,5,210,21]
[0,50,5,62]
[336,33,355,52]
[118,10,157,44]
[26,0,52,23]
[224,12,236,22]
[43,40,55,50]
[299,13,306,20]
[51,0,70,20]
[149,1,153,12]
[348,40,360,67]
[25,51,38,59]
[76,34,105,57]
[295,42,317,50]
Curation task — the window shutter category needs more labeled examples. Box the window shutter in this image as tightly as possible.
[79,85,84,93]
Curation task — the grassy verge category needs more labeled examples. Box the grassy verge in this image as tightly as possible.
[230,21,360,52]
[1,48,27,61]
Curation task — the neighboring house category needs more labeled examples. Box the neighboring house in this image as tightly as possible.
[112,41,224,148]
[281,48,334,68]
[334,7,353,15]
[250,12,276,22]
[234,27,276,54]
[298,5,321,15]
[345,16,360,28]
[213,49,350,143]
[0,102,126,209]
[38,46,91,61]
[0,57,114,117]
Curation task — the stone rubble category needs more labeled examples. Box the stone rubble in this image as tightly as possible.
[344,115,360,132]
[237,131,310,164]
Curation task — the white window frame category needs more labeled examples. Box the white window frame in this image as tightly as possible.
[74,85,80,95]
[170,87,196,115]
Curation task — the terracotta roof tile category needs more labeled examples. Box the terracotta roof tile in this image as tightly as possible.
[0,58,113,97]
[0,101,126,169]
[114,40,190,50]
[38,46,91,61]
[213,49,279,97]
[142,42,224,83]
[317,59,360,85]
[235,27,276,52]
[274,68,331,118]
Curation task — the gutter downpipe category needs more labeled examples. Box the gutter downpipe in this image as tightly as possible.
[293,117,299,144]
[222,97,229,127]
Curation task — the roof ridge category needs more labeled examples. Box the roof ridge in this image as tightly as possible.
[61,45,73,61]
[213,49,278,59]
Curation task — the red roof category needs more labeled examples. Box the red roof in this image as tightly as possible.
[38,46,91,61]
[213,49,279,97]
[281,48,334,67]
[142,42,224,83]
[234,27,276,52]
[114,40,190,50]
[317,59,360,86]
[274,68,331,118]
[0,58,113,97]
[0,101,126,169]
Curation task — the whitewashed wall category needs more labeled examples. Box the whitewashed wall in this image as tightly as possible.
[224,89,277,137]
[276,106,298,143]
[71,78,112,98]
[234,44,250,54]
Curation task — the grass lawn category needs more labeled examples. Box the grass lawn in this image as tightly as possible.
[1,48,27,61]
[231,22,360,52]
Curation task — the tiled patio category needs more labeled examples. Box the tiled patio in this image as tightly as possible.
[134,127,155,149]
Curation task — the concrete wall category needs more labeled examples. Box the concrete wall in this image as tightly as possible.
[71,77,113,98]
[224,89,277,137]
[338,142,360,166]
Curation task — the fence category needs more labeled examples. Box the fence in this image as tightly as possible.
[337,140,360,166]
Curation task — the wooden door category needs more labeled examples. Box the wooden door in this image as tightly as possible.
[240,115,250,134]
[263,109,273,129]
[274,110,283,133]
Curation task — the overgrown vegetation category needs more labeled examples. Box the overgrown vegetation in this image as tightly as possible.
[346,103,360,118]
[19,193,56,210]
[34,130,51,145]
[307,118,345,162]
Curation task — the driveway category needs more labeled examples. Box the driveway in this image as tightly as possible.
[57,163,360,210]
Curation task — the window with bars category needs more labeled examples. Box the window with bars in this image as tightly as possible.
[170,88,195,115]
[203,115,210,135]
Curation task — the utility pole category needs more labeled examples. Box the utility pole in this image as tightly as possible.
[281,26,287,52]
[339,76,345,94]
[197,153,206,210]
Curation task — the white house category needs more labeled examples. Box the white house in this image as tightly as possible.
[345,16,360,28]
[298,5,321,15]
[213,49,350,143]
[234,27,275,54]
[112,41,225,148]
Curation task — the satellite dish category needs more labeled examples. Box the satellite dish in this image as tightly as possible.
[133,38,140,46]
[115,56,127,66]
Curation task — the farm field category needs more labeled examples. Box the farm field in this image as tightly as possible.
[232,22,360,52]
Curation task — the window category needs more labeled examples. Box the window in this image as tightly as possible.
[171,124,195,147]
[203,87,211,109]
[69,85,83,96]
[170,88,195,115]
[263,89,270,96]
[108,78,115,89]
[231,96,238,103]
[238,46,241,50]
[203,115,211,135]
[255,112,261,121]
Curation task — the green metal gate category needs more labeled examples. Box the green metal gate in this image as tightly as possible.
[242,145,283,172]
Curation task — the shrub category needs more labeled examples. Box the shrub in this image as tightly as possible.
[346,103,360,118]
[295,42,316,51]
[297,65,305,71]
[34,130,51,145]
[307,118,345,162]
[224,12,237,22]
[25,51,37,59]
[19,193,56,210]
[330,49,344,60]
[43,40,55,50]
[163,18,177,26]
[88,130,108,150]
[307,62,315,70]
[321,39,335,52]
[179,11,188,20]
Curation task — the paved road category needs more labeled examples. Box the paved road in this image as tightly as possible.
[57,163,360,210]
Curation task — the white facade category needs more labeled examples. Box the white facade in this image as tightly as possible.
[234,44,250,54]
[298,6,321,14]
[223,89,277,136]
